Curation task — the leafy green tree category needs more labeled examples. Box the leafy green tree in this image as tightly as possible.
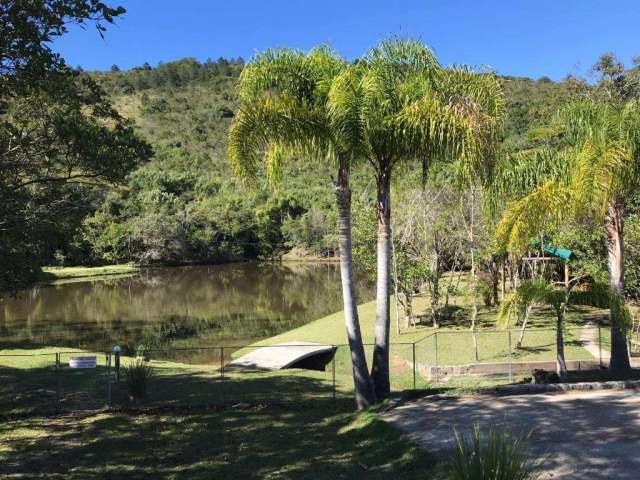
[0,0,150,292]
[228,47,377,408]
[329,38,505,398]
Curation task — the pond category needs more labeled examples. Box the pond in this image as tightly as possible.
[0,263,374,363]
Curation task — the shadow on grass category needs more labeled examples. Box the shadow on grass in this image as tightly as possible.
[0,381,439,480]
[0,362,353,417]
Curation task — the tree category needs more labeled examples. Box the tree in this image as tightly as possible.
[498,278,572,377]
[498,278,549,349]
[460,185,483,359]
[496,98,640,372]
[0,1,150,292]
[392,184,464,330]
[228,47,377,408]
[329,38,505,398]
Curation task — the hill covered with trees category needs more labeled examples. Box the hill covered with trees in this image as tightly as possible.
[43,57,583,269]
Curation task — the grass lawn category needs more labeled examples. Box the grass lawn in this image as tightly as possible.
[0,271,613,415]
[0,346,362,416]
[0,273,627,479]
[0,402,441,480]
[40,264,140,281]
[249,280,611,371]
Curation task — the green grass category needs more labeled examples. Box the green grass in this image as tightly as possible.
[0,346,353,416]
[249,287,610,368]
[41,264,140,281]
[0,270,614,417]
[0,350,436,479]
[0,275,623,479]
[0,403,441,480]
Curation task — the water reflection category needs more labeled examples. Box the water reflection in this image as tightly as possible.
[0,263,373,362]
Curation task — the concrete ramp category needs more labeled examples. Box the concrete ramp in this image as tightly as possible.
[229,341,336,371]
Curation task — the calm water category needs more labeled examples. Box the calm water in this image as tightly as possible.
[0,263,373,362]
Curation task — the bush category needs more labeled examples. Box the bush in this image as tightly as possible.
[122,359,154,402]
[449,424,539,480]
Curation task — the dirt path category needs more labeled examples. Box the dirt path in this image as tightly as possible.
[384,389,640,479]
[579,323,610,366]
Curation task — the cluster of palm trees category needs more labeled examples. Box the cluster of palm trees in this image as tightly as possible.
[229,38,640,407]
[228,37,504,408]
[497,98,640,374]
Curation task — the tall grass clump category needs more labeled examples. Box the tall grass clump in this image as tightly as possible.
[122,359,154,402]
[449,424,539,480]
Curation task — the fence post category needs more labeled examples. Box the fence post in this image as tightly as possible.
[106,353,112,407]
[55,352,61,411]
[220,346,225,405]
[598,325,603,368]
[434,332,439,384]
[508,330,513,383]
[332,352,336,402]
[412,342,416,390]
[114,349,121,383]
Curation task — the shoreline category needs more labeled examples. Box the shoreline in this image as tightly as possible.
[40,264,141,282]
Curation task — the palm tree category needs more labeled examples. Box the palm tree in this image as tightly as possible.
[329,38,505,398]
[498,278,545,348]
[227,47,377,408]
[496,99,640,372]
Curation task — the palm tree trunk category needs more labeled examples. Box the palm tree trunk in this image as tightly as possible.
[391,239,401,335]
[469,188,479,361]
[335,162,376,409]
[371,169,392,399]
[606,198,631,372]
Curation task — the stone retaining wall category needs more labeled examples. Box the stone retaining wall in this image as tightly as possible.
[419,359,602,380]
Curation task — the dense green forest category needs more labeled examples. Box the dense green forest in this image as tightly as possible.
[39,57,584,268]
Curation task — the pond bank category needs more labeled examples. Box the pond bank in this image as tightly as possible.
[40,264,140,281]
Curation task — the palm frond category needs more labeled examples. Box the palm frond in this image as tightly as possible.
[229,47,348,185]
[573,139,632,218]
[228,93,331,183]
[496,180,573,254]
[497,278,554,328]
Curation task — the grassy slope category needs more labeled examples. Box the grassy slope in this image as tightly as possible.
[251,281,610,368]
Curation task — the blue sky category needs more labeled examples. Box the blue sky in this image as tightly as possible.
[54,0,640,80]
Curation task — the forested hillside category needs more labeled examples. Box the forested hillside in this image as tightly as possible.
[45,58,580,268]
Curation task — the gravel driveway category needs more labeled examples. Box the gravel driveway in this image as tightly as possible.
[384,389,640,479]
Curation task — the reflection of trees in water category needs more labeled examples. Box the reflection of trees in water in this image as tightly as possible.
[0,263,374,353]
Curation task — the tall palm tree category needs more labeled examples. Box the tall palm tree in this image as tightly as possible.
[329,38,505,398]
[497,99,640,371]
[228,47,377,408]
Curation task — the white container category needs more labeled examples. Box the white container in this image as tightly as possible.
[69,356,97,368]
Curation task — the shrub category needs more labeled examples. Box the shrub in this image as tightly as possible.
[122,359,154,402]
[477,278,494,307]
[449,424,539,480]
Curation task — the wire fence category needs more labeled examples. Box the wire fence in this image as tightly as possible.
[0,326,613,416]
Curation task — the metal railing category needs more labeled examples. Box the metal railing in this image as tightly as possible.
[0,326,612,416]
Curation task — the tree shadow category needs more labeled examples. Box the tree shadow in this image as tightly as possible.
[0,374,439,479]
[0,362,350,417]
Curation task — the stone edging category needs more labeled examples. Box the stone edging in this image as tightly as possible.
[478,379,640,396]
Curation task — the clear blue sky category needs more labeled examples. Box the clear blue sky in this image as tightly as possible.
[53,0,640,80]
